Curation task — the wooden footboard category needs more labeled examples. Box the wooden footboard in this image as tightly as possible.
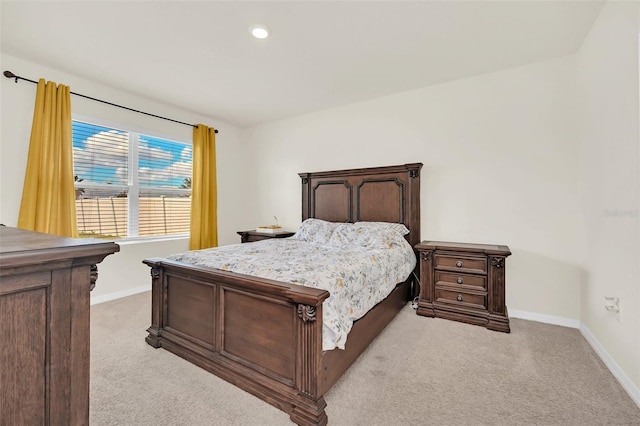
[144,257,412,425]
[144,257,331,425]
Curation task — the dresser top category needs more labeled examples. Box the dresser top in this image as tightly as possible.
[0,226,119,267]
[415,240,511,256]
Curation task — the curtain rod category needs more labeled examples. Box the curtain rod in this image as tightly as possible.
[3,70,219,134]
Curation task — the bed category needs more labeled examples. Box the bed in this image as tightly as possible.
[144,163,422,425]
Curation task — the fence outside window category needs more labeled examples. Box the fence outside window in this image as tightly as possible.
[75,196,190,239]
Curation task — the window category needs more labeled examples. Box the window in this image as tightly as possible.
[72,120,192,240]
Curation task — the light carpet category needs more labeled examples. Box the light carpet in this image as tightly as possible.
[90,292,640,425]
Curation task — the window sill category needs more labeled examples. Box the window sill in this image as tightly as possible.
[115,234,189,246]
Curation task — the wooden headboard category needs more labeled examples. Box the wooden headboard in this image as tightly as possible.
[299,163,422,248]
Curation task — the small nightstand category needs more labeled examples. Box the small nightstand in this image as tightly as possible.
[237,230,295,243]
[415,241,511,333]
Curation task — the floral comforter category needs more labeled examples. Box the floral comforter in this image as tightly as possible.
[167,238,416,350]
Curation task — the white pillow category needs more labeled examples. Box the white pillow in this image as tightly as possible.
[291,218,339,244]
[354,221,410,236]
[328,222,409,249]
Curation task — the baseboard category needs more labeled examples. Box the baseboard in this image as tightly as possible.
[90,284,150,305]
[509,309,581,329]
[580,324,640,409]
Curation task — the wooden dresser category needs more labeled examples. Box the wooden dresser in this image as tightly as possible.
[415,241,511,332]
[237,230,295,243]
[0,226,119,425]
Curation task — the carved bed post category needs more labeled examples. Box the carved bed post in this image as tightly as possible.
[143,258,164,348]
[290,303,328,426]
[299,173,311,221]
[487,255,510,333]
[89,264,98,291]
[416,250,435,317]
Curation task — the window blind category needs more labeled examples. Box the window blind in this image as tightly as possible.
[72,120,191,240]
[137,135,192,237]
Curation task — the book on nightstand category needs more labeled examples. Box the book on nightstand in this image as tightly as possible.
[255,226,284,234]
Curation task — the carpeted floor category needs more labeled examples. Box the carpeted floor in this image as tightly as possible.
[90,292,640,425]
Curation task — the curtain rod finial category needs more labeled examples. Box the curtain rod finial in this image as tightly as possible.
[3,70,18,82]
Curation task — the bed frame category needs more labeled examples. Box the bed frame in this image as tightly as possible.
[144,163,422,425]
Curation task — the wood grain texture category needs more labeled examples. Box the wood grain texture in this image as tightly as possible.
[416,241,511,332]
[222,289,295,383]
[0,288,47,425]
[0,226,119,425]
[166,275,216,348]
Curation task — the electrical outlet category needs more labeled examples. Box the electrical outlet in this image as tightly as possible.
[604,296,620,313]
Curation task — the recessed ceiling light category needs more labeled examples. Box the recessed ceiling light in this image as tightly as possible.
[250,25,270,39]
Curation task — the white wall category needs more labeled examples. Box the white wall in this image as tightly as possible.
[0,53,251,300]
[242,54,585,323]
[576,1,640,391]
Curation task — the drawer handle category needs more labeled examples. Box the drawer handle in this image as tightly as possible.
[456,295,463,302]
[457,277,464,284]
[456,261,463,268]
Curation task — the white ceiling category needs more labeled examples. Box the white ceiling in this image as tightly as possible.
[1,1,604,129]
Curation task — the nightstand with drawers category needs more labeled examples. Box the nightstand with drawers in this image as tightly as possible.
[237,230,295,243]
[415,241,511,332]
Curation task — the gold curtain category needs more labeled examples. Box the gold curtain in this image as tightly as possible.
[189,124,218,250]
[17,79,78,238]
